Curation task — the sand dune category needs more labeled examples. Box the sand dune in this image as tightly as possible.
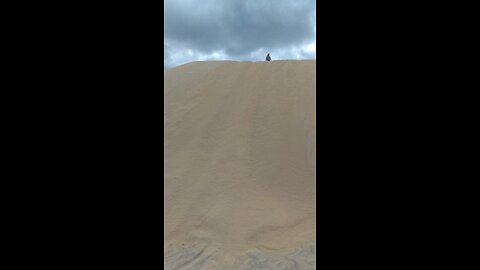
[164,60,316,269]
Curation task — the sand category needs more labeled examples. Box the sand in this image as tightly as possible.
[164,60,316,269]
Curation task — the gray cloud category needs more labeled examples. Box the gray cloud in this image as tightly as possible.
[164,0,316,69]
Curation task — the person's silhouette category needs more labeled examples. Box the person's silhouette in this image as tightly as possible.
[266,53,271,62]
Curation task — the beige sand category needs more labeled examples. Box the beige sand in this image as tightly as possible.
[164,60,316,269]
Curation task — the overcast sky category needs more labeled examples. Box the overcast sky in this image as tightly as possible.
[164,0,316,69]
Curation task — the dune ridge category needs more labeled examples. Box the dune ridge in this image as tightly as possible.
[164,60,316,269]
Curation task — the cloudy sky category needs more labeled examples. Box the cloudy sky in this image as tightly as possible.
[164,0,316,69]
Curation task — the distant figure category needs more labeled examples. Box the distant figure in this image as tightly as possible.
[266,53,271,62]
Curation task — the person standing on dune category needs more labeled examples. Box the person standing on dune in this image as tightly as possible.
[266,53,271,61]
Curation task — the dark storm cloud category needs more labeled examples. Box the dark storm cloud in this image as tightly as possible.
[164,0,316,69]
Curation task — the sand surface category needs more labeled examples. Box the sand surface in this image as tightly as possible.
[164,60,316,269]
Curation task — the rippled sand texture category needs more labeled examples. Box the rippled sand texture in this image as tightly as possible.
[165,241,315,270]
[164,60,316,269]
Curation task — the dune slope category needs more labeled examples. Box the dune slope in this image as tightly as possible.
[164,60,316,269]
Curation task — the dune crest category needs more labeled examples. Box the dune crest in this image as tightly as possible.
[164,60,316,269]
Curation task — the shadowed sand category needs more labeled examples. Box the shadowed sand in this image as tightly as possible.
[164,60,316,269]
